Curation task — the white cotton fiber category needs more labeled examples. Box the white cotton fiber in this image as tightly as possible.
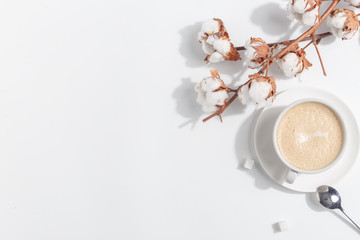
[202,104,218,113]
[278,52,301,77]
[206,35,217,45]
[287,2,302,21]
[205,91,228,106]
[201,19,220,35]
[293,0,309,14]
[248,81,272,108]
[328,12,346,29]
[208,52,225,63]
[345,0,360,7]
[201,41,215,55]
[302,6,318,26]
[238,85,251,105]
[199,77,221,92]
[212,39,231,54]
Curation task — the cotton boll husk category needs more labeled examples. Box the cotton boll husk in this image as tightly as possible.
[302,6,318,26]
[201,19,220,35]
[213,40,231,54]
[205,91,228,106]
[287,3,302,21]
[202,104,218,113]
[201,41,215,55]
[199,77,221,92]
[209,52,225,63]
[292,0,311,14]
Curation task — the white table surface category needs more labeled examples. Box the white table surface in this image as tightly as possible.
[0,0,360,239]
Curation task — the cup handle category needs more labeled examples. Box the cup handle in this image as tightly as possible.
[284,169,299,184]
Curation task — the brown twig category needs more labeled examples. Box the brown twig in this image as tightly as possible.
[311,32,327,76]
[303,40,313,50]
[235,32,332,51]
[226,87,238,93]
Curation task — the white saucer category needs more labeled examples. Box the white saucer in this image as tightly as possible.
[253,87,360,192]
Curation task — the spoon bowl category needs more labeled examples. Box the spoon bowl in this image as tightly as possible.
[316,185,360,231]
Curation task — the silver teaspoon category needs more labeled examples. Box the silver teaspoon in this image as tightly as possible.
[316,185,360,231]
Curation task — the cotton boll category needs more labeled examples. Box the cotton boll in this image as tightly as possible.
[208,52,225,63]
[238,79,275,108]
[238,74,276,108]
[201,19,220,35]
[195,70,229,113]
[244,38,269,69]
[248,81,271,105]
[278,52,302,77]
[201,41,215,55]
[244,41,261,69]
[213,40,231,54]
[205,91,228,106]
[293,0,310,14]
[302,6,318,26]
[199,77,221,92]
[327,9,359,40]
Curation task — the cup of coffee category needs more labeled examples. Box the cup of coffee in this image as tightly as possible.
[272,98,346,183]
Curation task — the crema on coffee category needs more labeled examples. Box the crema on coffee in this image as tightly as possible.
[276,102,343,171]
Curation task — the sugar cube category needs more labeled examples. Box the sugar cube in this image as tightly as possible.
[243,158,255,170]
[274,220,289,232]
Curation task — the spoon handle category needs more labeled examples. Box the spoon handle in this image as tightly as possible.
[340,208,360,231]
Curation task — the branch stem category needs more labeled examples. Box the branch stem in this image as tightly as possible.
[235,32,332,51]
[311,32,327,76]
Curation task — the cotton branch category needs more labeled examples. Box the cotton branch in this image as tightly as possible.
[270,0,340,62]
[235,32,332,51]
[201,0,341,123]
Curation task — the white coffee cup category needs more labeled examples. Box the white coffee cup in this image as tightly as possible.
[272,98,347,184]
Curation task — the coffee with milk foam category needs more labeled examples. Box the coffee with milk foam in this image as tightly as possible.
[276,102,343,171]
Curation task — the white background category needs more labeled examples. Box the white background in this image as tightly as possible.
[0,0,360,239]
